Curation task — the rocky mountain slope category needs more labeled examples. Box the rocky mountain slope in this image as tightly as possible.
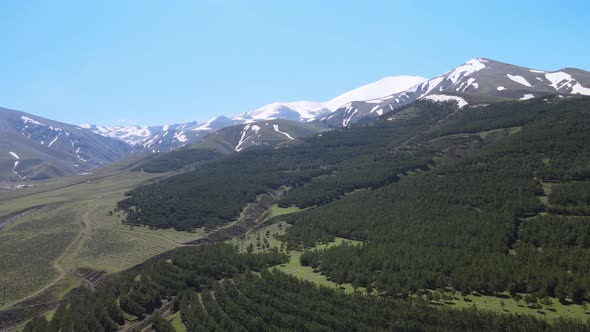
[190,119,324,154]
[318,58,590,127]
[0,107,131,181]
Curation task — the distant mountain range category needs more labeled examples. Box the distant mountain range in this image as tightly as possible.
[2,57,590,181]
[83,76,426,152]
[0,107,130,181]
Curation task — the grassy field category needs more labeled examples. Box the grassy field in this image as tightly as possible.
[420,289,590,322]
[276,242,361,295]
[167,311,187,332]
[228,218,364,295]
[0,169,204,310]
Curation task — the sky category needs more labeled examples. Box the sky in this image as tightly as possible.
[0,0,589,126]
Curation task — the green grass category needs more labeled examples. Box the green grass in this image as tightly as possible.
[422,290,590,321]
[479,126,522,139]
[228,221,363,294]
[0,170,206,310]
[277,238,364,294]
[266,204,303,220]
[167,311,187,332]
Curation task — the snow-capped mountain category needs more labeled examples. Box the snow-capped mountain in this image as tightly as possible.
[319,58,590,127]
[82,117,244,153]
[231,76,427,123]
[0,107,130,181]
[88,76,426,151]
[191,119,324,154]
[80,124,154,145]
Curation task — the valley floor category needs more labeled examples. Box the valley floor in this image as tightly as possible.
[0,169,206,329]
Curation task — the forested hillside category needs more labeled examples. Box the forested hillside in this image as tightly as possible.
[24,244,587,332]
[117,101,456,229]
[60,96,590,331]
[286,97,590,302]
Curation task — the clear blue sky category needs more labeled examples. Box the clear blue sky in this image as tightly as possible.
[1,0,588,126]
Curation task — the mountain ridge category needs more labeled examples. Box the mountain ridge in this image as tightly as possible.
[318,57,590,127]
[0,107,131,181]
[84,75,426,150]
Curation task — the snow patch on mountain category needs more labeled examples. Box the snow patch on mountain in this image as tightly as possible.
[233,76,427,124]
[48,134,61,147]
[422,94,468,108]
[173,131,187,143]
[9,152,20,159]
[571,83,590,95]
[520,94,535,100]
[21,116,45,126]
[235,124,256,152]
[444,58,487,84]
[322,76,427,110]
[544,71,590,95]
[273,124,294,140]
[545,72,572,90]
[506,74,532,87]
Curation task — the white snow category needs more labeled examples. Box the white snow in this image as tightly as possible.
[422,94,468,108]
[462,77,477,91]
[418,77,445,98]
[95,126,108,133]
[163,125,169,131]
[323,76,427,110]
[12,160,21,178]
[195,117,220,130]
[497,86,506,91]
[520,94,535,100]
[142,135,159,148]
[545,71,590,95]
[173,131,187,143]
[571,82,590,96]
[86,125,152,145]
[342,108,358,127]
[506,74,532,87]
[235,124,253,152]
[250,125,261,133]
[545,71,572,90]
[272,124,294,140]
[9,152,19,159]
[530,69,546,73]
[444,58,487,84]
[48,134,60,147]
[232,76,427,123]
[21,116,45,126]
[79,124,91,129]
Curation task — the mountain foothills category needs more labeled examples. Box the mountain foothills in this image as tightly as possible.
[0,107,130,181]
[4,57,590,331]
